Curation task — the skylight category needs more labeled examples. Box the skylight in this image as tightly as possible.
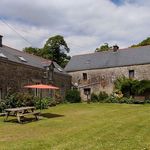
[18,56,27,62]
[57,67,63,72]
[0,53,7,58]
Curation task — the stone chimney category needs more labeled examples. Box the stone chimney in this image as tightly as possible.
[0,35,3,47]
[113,45,119,52]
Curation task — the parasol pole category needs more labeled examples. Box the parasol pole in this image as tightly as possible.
[40,89,42,112]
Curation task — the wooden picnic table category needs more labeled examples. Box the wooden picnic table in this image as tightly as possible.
[4,106,40,123]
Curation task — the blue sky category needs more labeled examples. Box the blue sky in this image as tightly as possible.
[111,0,123,5]
[0,0,150,56]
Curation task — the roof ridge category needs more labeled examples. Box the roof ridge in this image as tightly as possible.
[73,45,150,57]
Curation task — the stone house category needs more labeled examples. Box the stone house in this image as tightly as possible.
[0,35,71,100]
[65,46,150,100]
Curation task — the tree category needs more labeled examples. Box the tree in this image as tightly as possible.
[42,35,70,67]
[131,37,150,48]
[23,35,71,68]
[95,43,112,52]
[23,47,41,56]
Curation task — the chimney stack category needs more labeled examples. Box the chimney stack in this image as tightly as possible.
[113,45,119,52]
[0,35,3,47]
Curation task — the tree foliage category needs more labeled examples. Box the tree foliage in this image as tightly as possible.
[42,35,70,66]
[23,35,71,68]
[131,37,150,48]
[23,47,41,55]
[65,89,81,103]
[114,76,150,97]
[95,43,112,52]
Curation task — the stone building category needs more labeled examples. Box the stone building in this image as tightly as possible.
[65,46,150,100]
[0,35,71,100]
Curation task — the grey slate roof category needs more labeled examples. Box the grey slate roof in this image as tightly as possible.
[65,46,150,72]
[0,45,69,75]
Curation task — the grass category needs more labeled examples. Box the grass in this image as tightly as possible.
[0,103,150,150]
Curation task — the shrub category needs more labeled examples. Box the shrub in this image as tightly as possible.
[98,91,109,102]
[0,92,57,112]
[114,77,135,97]
[91,93,99,102]
[119,97,134,104]
[0,99,7,113]
[65,89,81,103]
[114,77,150,97]
[0,92,35,112]
[4,92,35,108]
[34,97,53,109]
[137,80,150,95]
[105,94,119,103]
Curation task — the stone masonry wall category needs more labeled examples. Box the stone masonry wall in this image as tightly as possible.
[0,59,43,98]
[53,72,71,100]
[69,64,150,100]
[0,58,71,100]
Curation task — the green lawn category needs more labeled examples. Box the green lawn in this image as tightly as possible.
[0,103,150,150]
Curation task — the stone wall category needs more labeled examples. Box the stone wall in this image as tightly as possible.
[68,64,150,100]
[0,58,71,100]
[53,72,71,99]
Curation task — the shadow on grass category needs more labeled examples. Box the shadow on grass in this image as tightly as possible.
[4,117,39,124]
[3,113,64,124]
[40,113,64,118]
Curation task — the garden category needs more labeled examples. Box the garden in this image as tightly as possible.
[0,77,150,149]
[0,103,150,150]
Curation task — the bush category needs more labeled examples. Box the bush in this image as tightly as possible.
[105,94,119,103]
[34,97,53,109]
[65,89,81,103]
[1,92,55,112]
[90,91,109,103]
[0,99,7,113]
[0,92,35,112]
[114,77,150,97]
[91,93,99,102]
[4,92,35,108]
[119,97,135,104]
[98,91,109,102]
[137,80,150,95]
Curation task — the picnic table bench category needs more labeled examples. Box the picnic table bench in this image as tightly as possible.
[4,107,40,123]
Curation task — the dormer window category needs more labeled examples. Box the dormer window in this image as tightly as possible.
[18,56,27,62]
[0,53,7,58]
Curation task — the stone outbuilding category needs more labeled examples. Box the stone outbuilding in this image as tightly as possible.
[65,46,150,100]
[0,35,71,100]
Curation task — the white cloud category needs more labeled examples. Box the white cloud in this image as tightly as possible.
[0,0,150,55]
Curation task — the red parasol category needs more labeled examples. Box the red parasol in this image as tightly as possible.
[24,84,59,90]
[24,84,59,110]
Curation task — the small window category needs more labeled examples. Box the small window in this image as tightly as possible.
[0,53,7,58]
[129,70,134,78]
[83,73,87,80]
[18,56,27,62]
